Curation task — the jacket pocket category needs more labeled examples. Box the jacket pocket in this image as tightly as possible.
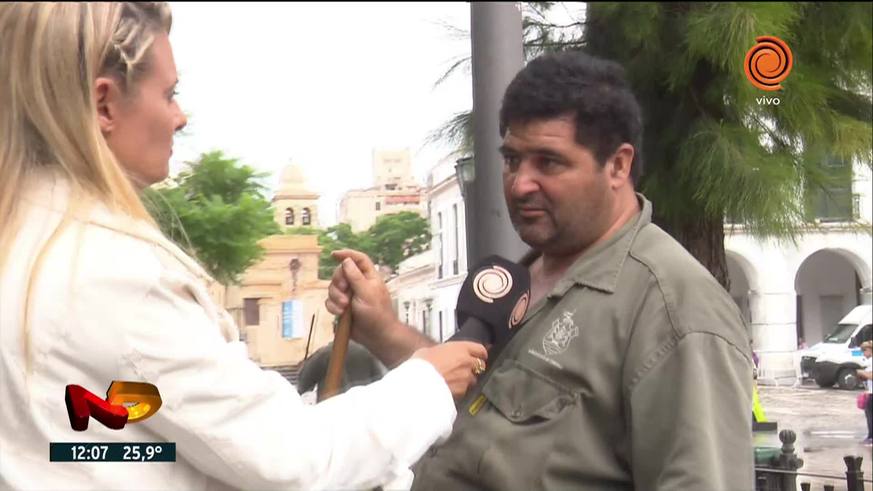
[482,359,576,422]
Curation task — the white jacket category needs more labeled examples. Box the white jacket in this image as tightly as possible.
[0,171,455,490]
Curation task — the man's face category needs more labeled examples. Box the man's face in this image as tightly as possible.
[500,115,614,255]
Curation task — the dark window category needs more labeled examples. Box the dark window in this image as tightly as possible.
[302,208,311,226]
[437,212,444,279]
[375,202,381,211]
[285,208,294,225]
[452,204,460,275]
[825,323,862,344]
[805,157,854,222]
[244,298,260,326]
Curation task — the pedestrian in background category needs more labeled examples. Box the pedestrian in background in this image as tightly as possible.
[857,340,872,445]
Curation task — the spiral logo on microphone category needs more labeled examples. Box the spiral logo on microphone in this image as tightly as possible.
[744,36,793,91]
[509,292,529,329]
[473,266,513,303]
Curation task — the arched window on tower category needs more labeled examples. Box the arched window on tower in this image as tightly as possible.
[302,207,311,226]
[285,208,294,225]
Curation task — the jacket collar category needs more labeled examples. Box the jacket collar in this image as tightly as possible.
[23,169,216,287]
[521,193,652,296]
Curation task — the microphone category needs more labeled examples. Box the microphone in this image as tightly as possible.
[448,255,531,353]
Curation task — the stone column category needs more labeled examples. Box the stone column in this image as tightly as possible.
[749,290,798,383]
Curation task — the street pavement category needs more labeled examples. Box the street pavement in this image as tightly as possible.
[757,382,871,491]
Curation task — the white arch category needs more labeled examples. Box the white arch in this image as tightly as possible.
[793,247,872,290]
[725,248,761,292]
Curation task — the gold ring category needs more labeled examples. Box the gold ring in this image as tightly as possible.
[473,358,486,375]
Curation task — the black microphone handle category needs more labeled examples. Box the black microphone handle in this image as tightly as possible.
[447,316,493,345]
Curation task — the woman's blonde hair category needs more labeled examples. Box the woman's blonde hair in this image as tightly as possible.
[0,2,173,374]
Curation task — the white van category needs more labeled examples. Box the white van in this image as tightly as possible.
[799,305,872,389]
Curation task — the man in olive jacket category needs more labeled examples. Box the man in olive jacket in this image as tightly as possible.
[326,50,754,490]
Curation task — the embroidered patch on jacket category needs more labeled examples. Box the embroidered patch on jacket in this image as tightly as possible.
[542,310,579,355]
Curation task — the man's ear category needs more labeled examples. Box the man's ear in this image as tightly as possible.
[94,76,122,134]
[606,143,635,188]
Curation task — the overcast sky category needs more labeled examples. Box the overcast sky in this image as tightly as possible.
[167,3,583,226]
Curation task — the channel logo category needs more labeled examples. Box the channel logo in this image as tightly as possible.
[65,381,162,431]
[744,35,793,91]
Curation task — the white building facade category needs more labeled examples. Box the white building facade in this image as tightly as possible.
[726,160,872,383]
[385,158,468,342]
[385,250,438,339]
[426,159,468,342]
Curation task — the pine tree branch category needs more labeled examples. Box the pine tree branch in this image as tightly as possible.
[525,40,586,48]
[750,114,791,151]
[526,20,586,30]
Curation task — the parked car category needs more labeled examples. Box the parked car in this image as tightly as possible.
[798,305,872,389]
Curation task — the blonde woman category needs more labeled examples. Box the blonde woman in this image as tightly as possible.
[0,3,486,490]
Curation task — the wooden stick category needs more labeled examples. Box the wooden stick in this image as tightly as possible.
[302,313,317,362]
[319,308,351,401]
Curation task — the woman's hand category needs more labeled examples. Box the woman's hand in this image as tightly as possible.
[412,342,488,400]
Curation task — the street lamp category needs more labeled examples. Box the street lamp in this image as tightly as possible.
[288,258,301,295]
[454,156,475,199]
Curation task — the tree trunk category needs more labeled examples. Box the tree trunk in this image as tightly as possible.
[654,214,731,292]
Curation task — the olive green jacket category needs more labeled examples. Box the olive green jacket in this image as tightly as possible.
[412,195,754,491]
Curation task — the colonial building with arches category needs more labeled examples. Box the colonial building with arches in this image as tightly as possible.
[726,162,872,383]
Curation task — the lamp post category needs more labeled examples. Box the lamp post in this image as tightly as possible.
[467,2,527,266]
[454,156,475,199]
[288,258,301,296]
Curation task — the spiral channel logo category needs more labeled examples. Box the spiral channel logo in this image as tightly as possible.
[508,291,530,329]
[744,35,793,91]
[473,266,513,303]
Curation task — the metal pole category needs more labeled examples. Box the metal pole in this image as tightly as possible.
[466,2,528,268]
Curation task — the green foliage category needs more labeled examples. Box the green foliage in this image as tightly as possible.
[315,223,374,280]
[431,2,872,241]
[583,1,872,238]
[284,226,320,236]
[367,212,432,271]
[143,150,279,284]
[290,213,432,279]
[426,2,586,159]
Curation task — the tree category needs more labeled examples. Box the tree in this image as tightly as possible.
[426,3,586,159]
[143,150,279,284]
[431,2,872,288]
[312,223,374,280]
[583,2,872,287]
[366,212,432,273]
[299,213,432,280]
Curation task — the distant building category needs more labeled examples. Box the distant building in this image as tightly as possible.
[273,163,320,229]
[386,158,467,342]
[222,163,335,384]
[338,149,427,232]
[386,250,438,339]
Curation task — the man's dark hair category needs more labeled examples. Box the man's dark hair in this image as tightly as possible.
[499,50,644,185]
